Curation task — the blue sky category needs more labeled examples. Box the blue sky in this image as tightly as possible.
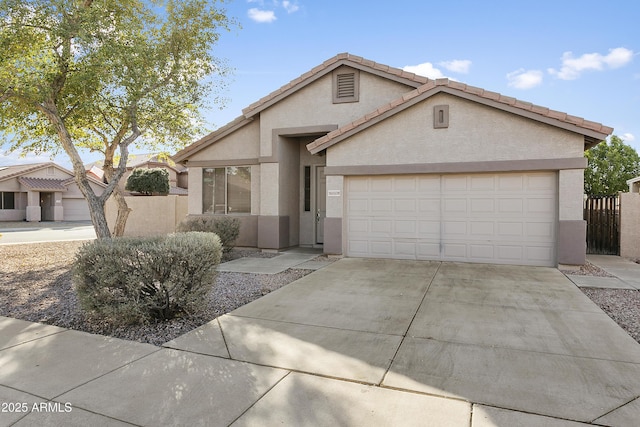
[1,0,638,168]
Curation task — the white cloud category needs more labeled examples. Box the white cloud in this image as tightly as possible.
[282,1,299,13]
[621,133,636,142]
[0,150,55,167]
[507,69,543,89]
[438,59,471,74]
[248,8,276,23]
[548,47,634,80]
[403,62,445,79]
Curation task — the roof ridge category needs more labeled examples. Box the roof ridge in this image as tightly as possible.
[242,53,429,117]
[308,79,613,154]
[0,162,55,182]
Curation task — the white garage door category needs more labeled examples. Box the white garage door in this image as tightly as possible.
[62,198,91,221]
[346,172,557,267]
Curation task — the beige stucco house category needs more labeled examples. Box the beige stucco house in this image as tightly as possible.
[0,162,105,222]
[627,176,640,193]
[173,53,613,267]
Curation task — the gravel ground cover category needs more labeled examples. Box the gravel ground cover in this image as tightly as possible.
[0,241,315,346]
[1,241,638,346]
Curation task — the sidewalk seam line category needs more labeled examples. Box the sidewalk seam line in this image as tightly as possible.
[226,371,292,426]
[379,262,442,387]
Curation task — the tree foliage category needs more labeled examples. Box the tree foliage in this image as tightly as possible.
[125,168,170,195]
[0,0,236,238]
[585,135,640,195]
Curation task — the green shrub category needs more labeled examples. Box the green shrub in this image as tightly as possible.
[176,216,240,254]
[73,232,222,325]
[125,168,170,195]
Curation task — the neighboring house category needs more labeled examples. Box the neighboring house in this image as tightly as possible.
[0,162,106,222]
[173,53,613,267]
[86,153,188,195]
[627,176,640,193]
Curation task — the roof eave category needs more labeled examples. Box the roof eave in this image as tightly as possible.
[242,57,428,119]
[308,84,613,154]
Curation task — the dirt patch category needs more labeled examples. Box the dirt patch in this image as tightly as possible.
[0,241,313,346]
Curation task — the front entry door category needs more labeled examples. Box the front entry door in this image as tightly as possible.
[316,166,326,244]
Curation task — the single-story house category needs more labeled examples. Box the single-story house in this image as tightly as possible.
[0,162,106,222]
[627,176,640,193]
[173,53,613,267]
[86,153,189,195]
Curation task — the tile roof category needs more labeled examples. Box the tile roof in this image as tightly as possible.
[307,79,614,154]
[242,53,429,118]
[0,163,53,182]
[173,53,429,162]
[18,177,69,191]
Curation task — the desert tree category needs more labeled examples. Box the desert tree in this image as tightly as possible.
[0,0,236,238]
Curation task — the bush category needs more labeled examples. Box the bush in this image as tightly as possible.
[125,168,170,195]
[73,232,222,325]
[176,216,240,254]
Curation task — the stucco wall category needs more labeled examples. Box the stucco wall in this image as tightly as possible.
[260,70,416,157]
[188,119,260,162]
[620,192,640,259]
[327,93,585,166]
[106,195,188,237]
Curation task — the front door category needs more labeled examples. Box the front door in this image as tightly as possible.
[315,166,326,244]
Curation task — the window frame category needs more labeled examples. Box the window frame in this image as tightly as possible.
[0,192,15,210]
[202,166,251,215]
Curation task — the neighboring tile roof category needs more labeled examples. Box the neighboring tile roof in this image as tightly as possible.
[242,52,429,118]
[307,78,614,154]
[18,177,69,191]
[0,163,53,182]
[169,186,189,196]
[86,153,187,173]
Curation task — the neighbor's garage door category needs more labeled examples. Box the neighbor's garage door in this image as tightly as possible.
[346,172,557,267]
[62,198,91,221]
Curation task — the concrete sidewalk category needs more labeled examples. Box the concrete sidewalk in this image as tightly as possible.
[586,255,640,290]
[2,260,640,426]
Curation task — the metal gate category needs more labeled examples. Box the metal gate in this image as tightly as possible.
[584,195,620,255]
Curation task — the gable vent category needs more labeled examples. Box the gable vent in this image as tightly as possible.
[336,73,356,98]
[333,68,359,104]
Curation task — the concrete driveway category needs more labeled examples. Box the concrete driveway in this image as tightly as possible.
[2,259,640,426]
[0,221,96,244]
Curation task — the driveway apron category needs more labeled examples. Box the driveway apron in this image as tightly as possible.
[3,258,640,426]
[166,258,640,425]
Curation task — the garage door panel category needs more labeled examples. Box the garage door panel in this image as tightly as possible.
[526,198,555,214]
[498,175,525,191]
[470,244,495,260]
[442,176,468,191]
[62,198,90,221]
[346,173,557,267]
[371,199,393,213]
[470,221,495,236]
[417,242,440,259]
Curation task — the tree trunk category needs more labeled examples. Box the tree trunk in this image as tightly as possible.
[111,186,131,237]
[85,192,111,239]
[103,165,131,237]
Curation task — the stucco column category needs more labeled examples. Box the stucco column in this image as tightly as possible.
[187,167,203,215]
[258,163,286,249]
[25,191,41,222]
[53,192,64,221]
[558,169,586,265]
[324,175,343,255]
